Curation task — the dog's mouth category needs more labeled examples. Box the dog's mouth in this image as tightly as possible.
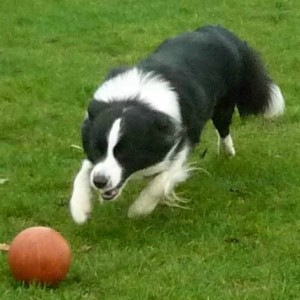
[102,188,119,201]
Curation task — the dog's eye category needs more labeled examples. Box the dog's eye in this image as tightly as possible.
[113,139,126,159]
[89,143,105,162]
[114,141,123,155]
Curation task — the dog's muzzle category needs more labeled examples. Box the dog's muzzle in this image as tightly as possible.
[102,188,119,200]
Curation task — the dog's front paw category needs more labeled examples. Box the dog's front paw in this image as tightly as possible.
[127,199,157,218]
[70,198,91,224]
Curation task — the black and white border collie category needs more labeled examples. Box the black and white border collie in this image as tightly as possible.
[70,25,284,223]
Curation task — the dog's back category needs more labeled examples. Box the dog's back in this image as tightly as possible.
[139,25,284,144]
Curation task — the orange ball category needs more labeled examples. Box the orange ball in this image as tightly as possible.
[8,226,71,286]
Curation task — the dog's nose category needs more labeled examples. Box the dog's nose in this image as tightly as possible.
[93,175,108,189]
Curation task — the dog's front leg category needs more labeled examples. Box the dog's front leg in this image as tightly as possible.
[127,172,168,218]
[128,146,190,218]
[70,160,93,224]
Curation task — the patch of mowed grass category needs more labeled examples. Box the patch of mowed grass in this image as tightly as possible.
[1,0,300,299]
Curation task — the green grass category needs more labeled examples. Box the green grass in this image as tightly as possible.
[1,0,300,299]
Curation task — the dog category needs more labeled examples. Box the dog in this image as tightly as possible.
[69,25,284,223]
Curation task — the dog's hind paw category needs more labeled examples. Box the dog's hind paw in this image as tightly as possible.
[218,134,236,157]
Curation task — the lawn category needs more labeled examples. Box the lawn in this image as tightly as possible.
[1,0,300,299]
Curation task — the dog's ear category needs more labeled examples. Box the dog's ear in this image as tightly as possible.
[87,100,108,120]
[153,113,185,139]
[155,114,188,145]
[153,113,172,132]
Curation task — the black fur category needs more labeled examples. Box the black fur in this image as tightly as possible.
[82,25,277,192]
[82,99,180,182]
[138,25,273,142]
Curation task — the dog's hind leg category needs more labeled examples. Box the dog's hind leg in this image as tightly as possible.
[212,102,236,157]
[70,160,93,224]
[216,131,236,157]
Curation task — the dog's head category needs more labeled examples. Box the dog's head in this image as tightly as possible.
[82,99,183,200]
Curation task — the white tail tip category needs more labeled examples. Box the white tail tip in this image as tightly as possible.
[264,83,285,118]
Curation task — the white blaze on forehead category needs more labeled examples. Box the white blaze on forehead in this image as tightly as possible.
[90,118,123,189]
[107,118,122,154]
[93,68,181,123]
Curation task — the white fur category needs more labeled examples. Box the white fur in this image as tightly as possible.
[93,68,181,122]
[90,119,123,190]
[70,160,93,224]
[217,132,236,156]
[264,83,285,118]
[128,145,190,218]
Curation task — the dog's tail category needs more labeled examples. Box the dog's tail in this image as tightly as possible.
[236,45,285,118]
